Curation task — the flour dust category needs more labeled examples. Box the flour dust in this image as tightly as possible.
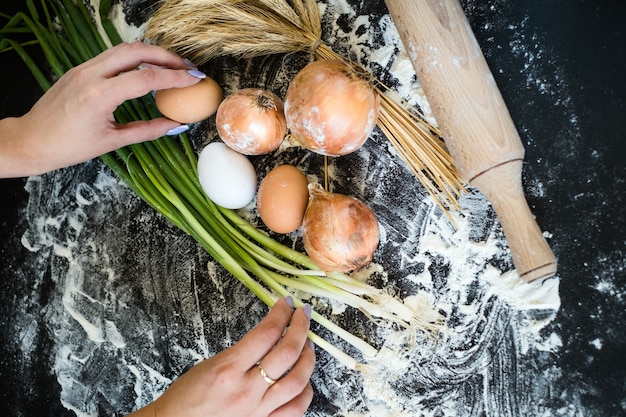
[9,0,571,416]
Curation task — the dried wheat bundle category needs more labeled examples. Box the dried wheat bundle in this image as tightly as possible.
[145,0,465,211]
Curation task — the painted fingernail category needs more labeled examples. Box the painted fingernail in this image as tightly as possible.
[303,304,312,319]
[307,340,315,351]
[187,69,206,79]
[166,125,189,136]
[285,296,294,308]
[183,58,197,69]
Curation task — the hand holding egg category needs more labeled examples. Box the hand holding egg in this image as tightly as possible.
[0,42,209,178]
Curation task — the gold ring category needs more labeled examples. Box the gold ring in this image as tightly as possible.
[257,363,277,387]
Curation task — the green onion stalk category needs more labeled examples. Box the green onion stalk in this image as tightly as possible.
[0,0,432,369]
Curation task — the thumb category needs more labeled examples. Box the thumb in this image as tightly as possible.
[111,118,188,148]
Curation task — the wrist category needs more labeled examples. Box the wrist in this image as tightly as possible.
[0,116,41,178]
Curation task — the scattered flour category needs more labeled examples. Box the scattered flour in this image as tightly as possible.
[11,0,568,416]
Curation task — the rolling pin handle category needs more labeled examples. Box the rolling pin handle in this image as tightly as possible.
[471,160,557,282]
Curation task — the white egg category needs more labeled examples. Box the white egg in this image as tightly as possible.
[197,142,257,209]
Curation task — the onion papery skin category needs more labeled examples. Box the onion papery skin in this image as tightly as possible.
[216,88,287,155]
[284,59,380,156]
[302,183,380,272]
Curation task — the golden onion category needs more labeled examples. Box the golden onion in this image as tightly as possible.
[284,60,380,156]
[302,183,380,272]
[216,88,287,155]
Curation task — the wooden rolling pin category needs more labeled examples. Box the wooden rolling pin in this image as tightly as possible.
[384,0,557,282]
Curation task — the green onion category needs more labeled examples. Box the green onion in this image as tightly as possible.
[1,0,434,369]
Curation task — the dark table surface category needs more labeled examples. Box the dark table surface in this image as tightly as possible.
[1,1,625,416]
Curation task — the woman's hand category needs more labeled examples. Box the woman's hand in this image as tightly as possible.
[0,41,204,178]
[130,297,316,417]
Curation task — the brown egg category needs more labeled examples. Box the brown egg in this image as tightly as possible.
[257,165,309,234]
[155,76,223,124]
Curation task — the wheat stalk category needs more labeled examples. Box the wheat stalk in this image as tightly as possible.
[145,0,465,211]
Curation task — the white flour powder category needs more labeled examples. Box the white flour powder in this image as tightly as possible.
[12,0,568,416]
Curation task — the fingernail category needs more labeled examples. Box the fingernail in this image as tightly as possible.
[187,69,206,79]
[303,304,312,319]
[183,58,197,69]
[285,296,294,308]
[307,340,315,351]
[166,125,189,136]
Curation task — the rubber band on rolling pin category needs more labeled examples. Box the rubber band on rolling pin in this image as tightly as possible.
[467,158,524,184]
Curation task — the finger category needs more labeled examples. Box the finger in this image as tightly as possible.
[268,383,314,417]
[86,41,194,76]
[103,118,182,151]
[255,305,311,381]
[101,66,204,112]
[232,298,295,370]
[262,341,315,409]
[138,62,189,70]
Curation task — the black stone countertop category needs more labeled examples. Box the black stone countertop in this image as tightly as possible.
[1,1,625,416]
